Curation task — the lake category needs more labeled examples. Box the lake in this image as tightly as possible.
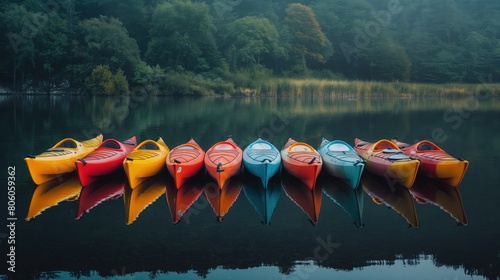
[0,94,499,280]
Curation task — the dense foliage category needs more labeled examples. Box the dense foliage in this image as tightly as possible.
[1,0,499,94]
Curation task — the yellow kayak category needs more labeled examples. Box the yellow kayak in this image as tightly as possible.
[25,134,103,185]
[123,137,170,189]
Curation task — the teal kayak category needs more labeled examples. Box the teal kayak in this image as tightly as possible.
[243,138,281,189]
[318,138,365,189]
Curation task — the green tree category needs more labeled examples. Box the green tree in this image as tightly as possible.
[284,3,332,73]
[72,16,141,85]
[358,38,411,81]
[224,16,285,70]
[85,64,129,95]
[75,0,149,53]
[145,0,220,72]
[1,3,69,90]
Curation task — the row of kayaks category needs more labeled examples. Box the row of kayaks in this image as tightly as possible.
[25,134,469,192]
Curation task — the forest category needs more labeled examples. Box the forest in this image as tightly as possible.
[1,0,499,95]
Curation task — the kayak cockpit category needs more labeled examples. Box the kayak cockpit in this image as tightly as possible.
[55,139,78,149]
[416,141,442,151]
[101,140,121,150]
[328,143,350,152]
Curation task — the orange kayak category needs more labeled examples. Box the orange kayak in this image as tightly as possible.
[392,139,469,187]
[354,138,420,189]
[166,139,205,189]
[204,138,242,189]
[280,138,322,190]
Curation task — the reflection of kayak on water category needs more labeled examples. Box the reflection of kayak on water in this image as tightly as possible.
[243,172,281,225]
[75,173,126,220]
[123,173,166,225]
[26,173,83,221]
[362,172,419,228]
[165,174,205,224]
[204,174,243,222]
[410,177,468,225]
[281,169,322,224]
[320,173,364,227]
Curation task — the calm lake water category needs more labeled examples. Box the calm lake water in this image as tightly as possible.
[0,95,499,280]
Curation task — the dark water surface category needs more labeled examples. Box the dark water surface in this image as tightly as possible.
[0,95,499,280]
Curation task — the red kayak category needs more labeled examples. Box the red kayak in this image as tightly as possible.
[354,138,420,189]
[280,138,322,190]
[204,138,242,189]
[392,139,469,187]
[166,139,205,189]
[75,136,137,186]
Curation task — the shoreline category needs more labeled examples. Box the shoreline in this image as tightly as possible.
[1,78,499,97]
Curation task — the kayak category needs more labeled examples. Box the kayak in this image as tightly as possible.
[75,136,137,186]
[25,134,103,185]
[123,137,170,189]
[166,138,205,189]
[392,139,469,187]
[280,138,322,190]
[318,138,365,189]
[204,138,242,189]
[354,138,420,189]
[243,138,281,189]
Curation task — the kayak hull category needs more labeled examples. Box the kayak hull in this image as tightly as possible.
[205,138,242,189]
[123,137,170,189]
[75,136,137,186]
[243,138,281,189]
[318,138,365,189]
[280,138,322,190]
[354,138,420,189]
[25,134,103,185]
[395,140,469,187]
[166,139,205,189]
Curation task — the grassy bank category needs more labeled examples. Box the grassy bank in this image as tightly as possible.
[236,78,500,98]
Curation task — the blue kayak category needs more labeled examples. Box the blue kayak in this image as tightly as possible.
[243,138,281,189]
[318,138,365,189]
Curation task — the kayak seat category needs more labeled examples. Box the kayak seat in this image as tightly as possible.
[57,140,77,148]
[417,143,435,151]
[328,143,350,152]
[139,142,159,150]
[102,141,121,149]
